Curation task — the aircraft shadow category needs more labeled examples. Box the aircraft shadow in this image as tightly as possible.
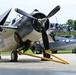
[0,58,43,63]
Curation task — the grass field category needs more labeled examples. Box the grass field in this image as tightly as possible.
[1,49,72,54]
[56,31,76,36]
[1,52,11,54]
[57,50,72,54]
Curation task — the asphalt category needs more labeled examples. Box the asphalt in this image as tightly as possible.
[0,54,76,75]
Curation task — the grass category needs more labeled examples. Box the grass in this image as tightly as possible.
[56,31,76,36]
[23,49,33,54]
[1,49,33,54]
[57,50,72,54]
[1,49,72,54]
[1,52,11,54]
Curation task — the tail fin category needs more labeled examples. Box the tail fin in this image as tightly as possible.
[0,8,12,25]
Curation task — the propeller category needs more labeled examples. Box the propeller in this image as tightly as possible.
[14,8,37,20]
[46,5,60,18]
[15,5,60,19]
[41,27,50,58]
[14,5,61,58]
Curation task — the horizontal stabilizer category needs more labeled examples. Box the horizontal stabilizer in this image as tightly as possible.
[0,8,12,25]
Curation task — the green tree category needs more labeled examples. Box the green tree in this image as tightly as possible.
[74,20,76,30]
[66,19,74,28]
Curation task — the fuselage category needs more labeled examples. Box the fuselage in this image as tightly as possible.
[49,41,76,51]
[49,35,76,51]
[0,16,42,52]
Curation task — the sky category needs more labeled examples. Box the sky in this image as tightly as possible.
[0,0,76,24]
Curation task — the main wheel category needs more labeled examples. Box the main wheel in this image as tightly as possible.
[10,50,18,62]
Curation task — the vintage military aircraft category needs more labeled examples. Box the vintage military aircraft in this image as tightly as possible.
[33,34,76,54]
[49,31,76,53]
[0,5,60,62]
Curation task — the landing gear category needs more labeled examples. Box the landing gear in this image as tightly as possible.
[10,50,18,62]
[33,41,43,54]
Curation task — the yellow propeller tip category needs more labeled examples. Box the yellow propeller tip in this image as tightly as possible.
[58,5,61,9]
[14,8,17,11]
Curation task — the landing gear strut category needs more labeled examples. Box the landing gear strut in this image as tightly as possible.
[10,50,18,62]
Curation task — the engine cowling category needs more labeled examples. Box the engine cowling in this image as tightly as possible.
[32,12,50,32]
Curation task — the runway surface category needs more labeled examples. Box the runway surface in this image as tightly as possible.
[0,54,76,75]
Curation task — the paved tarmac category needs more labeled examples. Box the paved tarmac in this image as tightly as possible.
[0,54,76,75]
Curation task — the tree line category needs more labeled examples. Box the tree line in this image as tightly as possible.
[66,19,76,30]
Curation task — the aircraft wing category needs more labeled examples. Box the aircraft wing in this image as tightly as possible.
[0,8,12,25]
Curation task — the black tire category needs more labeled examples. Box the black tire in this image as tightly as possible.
[10,50,18,62]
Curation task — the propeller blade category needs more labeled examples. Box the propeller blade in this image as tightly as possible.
[14,8,37,20]
[46,5,61,18]
[41,27,50,58]
[41,28,49,49]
